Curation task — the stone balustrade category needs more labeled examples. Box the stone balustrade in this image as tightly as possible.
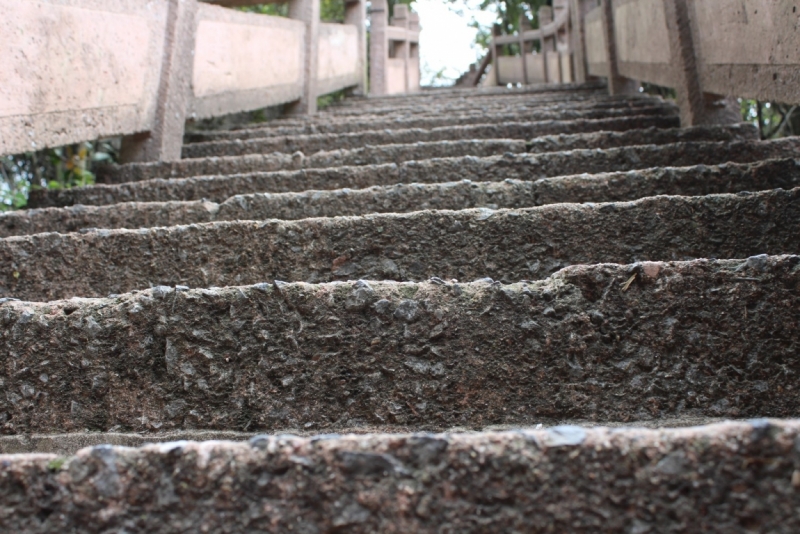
[0,0,370,163]
[491,0,800,125]
[369,0,422,96]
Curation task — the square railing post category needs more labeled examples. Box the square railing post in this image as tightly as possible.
[344,0,367,95]
[119,0,197,163]
[392,5,410,93]
[287,0,320,114]
[369,0,388,95]
[600,0,638,95]
[662,0,740,126]
[569,0,600,83]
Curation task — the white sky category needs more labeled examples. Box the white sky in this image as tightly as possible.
[412,0,497,86]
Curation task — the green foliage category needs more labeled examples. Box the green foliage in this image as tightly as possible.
[741,99,799,140]
[0,141,114,211]
[237,1,344,22]
[239,1,415,22]
[448,0,552,54]
[318,89,347,110]
[47,458,67,472]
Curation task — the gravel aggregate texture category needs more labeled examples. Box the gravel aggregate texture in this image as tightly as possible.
[3,158,799,238]
[0,256,798,436]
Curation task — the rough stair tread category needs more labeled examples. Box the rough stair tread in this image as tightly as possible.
[38,137,800,205]
[1,256,798,435]
[183,120,747,160]
[4,158,799,238]
[5,187,800,301]
[6,420,796,532]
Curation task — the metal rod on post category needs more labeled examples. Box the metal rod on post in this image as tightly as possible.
[120,0,197,164]
[287,0,320,114]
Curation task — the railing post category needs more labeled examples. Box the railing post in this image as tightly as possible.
[569,0,598,84]
[119,0,197,164]
[409,11,421,92]
[518,15,530,85]
[600,0,638,95]
[489,24,502,87]
[369,0,388,96]
[392,5,411,93]
[662,0,740,126]
[554,0,569,83]
[539,6,553,83]
[344,0,367,95]
[287,0,320,114]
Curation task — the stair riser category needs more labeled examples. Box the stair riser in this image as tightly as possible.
[40,138,799,207]
[0,257,798,436]
[6,159,799,238]
[6,421,795,532]
[5,188,800,301]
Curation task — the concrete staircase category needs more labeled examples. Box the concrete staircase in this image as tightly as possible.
[2,84,800,531]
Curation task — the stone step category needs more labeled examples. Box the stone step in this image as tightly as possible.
[327,81,607,106]
[0,256,798,435]
[49,137,800,205]
[325,81,607,106]
[184,116,681,159]
[6,187,800,301]
[189,103,676,141]
[182,121,751,160]
[7,420,796,531]
[217,96,665,135]
[6,159,799,238]
[312,92,655,119]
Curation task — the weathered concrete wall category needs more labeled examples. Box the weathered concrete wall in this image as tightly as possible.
[316,23,360,96]
[0,0,169,156]
[190,3,305,120]
[613,0,673,87]
[691,1,800,103]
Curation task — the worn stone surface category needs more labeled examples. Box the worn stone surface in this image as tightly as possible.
[31,138,800,206]
[0,256,799,435]
[526,122,757,152]
[178,103,677,141]
[5,159,799,238]
[4,187,800,301]
[2,421,800,532]
[183,115,682,159]
[187,96,671,143]
[0,416,732,455]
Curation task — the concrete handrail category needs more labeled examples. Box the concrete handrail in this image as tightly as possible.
[369,0,422,96]
[0,0,369,163]
[489,0,574,86]
[493,5,571,46]
[573,0,799,126]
